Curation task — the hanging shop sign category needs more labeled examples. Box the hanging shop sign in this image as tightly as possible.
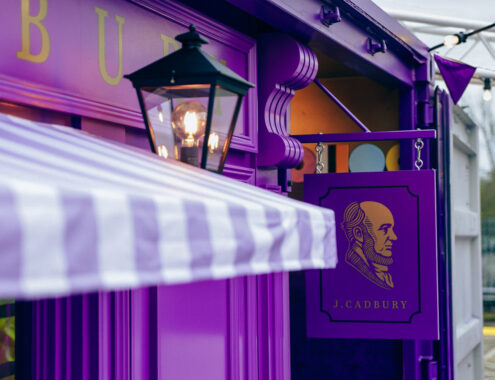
[305,170,439,340]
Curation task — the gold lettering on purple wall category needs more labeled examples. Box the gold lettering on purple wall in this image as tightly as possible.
[207,53,227,67]
[161,34,179,56]
[17,0,50,63]
[95,6,125,86]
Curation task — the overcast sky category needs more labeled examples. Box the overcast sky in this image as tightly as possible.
[372,0,492,22]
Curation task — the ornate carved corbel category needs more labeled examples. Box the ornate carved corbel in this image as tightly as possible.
[257,34,318,168]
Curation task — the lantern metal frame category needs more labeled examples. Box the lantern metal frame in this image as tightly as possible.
[125,24,254,173]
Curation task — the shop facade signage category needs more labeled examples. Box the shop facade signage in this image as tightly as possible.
[305,170,439,340]
[0,0,256,150]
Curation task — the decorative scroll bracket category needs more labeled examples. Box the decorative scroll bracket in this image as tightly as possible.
[257,34,318,168]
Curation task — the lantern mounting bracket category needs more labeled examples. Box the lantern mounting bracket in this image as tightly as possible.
[320,4,341,27]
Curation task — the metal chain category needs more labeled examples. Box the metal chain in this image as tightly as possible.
[315,142,325,174]
[414,138,424,170]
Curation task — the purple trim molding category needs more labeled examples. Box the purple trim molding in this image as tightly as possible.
[257,272,291,380]
[223,163,256,185]
[257,33,318,168]
[0,74,143,129]
[127,0,258,153]
[292,130,436,143]
[228,277,259,380]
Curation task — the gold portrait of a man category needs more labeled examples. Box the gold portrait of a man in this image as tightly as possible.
[341,201,397,290]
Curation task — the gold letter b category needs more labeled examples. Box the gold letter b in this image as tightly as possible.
[17,0,50,63]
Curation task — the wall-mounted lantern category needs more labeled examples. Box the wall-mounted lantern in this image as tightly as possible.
[125,25,254,173]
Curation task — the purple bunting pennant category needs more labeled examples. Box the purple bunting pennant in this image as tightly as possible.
[434,55,476,104]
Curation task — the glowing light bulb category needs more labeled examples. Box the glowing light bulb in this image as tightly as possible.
[157,144,169,158]
[483,78,492,102]
[172,101,206,147]
[483,89,492,102]
[208,132,219,153]
[443,34,460,48]
[171,101,207,166]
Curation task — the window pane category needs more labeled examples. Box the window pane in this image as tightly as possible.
[206,87,240,171]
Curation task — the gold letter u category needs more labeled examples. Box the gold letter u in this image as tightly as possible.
[95,7,125,86]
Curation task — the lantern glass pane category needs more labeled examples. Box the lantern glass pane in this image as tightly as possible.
[206,86,241,171]
[141,85,211,166]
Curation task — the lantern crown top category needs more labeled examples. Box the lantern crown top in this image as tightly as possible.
[175,25,209,49]
[125,25,254,93]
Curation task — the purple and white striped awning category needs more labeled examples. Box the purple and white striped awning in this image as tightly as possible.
[0,113,336,299]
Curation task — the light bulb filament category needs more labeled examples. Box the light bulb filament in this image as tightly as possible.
[184,111,198,137]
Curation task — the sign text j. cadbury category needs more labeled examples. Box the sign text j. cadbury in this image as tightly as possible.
[332,299,408,310]
[304,171,439,340]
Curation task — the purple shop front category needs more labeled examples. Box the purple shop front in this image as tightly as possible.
[0,0,465,377]
[305,170,439,340]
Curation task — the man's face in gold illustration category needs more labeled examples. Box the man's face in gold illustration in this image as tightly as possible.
[360,201,397,258]
[342,201,397,289]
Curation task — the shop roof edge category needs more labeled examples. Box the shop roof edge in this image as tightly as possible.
[333,0,429,63]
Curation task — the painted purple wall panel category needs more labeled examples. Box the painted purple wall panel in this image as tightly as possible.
[228,276,259,380]
[125,127,150,151]
[98,293,112,380]
[81,118,126,143]
[114,291,131,379]
[256,273,291,380]
[130,288,152,379]
[156,280,229,380]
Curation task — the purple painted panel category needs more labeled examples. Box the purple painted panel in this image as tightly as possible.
[0,0,256,151]
[228,276,259,380]
[256,272,291,380]
[156,281,229,380]
[305,170,439,340]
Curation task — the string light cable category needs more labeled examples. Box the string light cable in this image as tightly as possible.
[428,21,495,52]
